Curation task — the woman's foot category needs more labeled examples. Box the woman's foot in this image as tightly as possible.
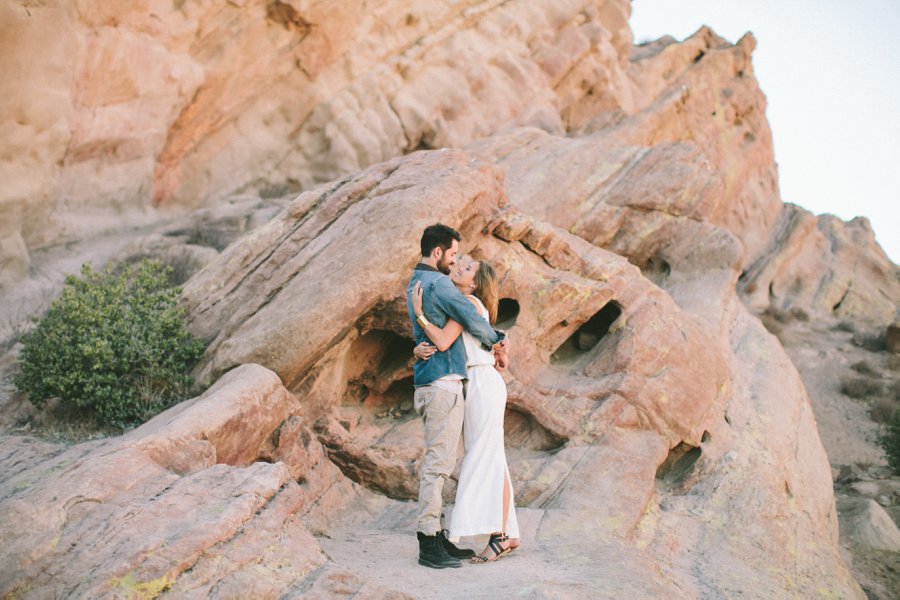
[470,533,513,564]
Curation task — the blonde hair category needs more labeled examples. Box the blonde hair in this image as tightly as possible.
[473,261,499,324]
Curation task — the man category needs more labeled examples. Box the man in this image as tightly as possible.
[406,223,508,569]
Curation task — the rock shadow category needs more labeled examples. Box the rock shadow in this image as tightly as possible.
[504,407,565,451]
[343,329,416,419]
[550,301,623,366]
[496,298,521,329]
[655,437,706,493]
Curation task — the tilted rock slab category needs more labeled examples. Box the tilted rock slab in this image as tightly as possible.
[174,146,860,596]
[0,145,865,596]
[0,364,392,598]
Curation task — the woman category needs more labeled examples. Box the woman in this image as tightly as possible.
[411,258,520,563]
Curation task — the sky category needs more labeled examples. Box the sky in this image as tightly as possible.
[630,0,900,263]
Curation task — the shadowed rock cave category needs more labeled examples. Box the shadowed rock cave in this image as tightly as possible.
[504,407,565,451]
[342,328,415,417]
[655,435,708,493]
[496,298,521,329]
[640,256,672,286]
[551,301,623,364]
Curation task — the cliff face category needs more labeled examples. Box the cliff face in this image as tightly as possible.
[1,0,898,597]
[1,0,629,284]
[2,1,774,279]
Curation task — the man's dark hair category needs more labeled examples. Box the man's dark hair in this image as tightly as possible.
[420,223,461,257]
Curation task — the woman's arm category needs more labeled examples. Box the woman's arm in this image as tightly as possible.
[412,282,469,351]
[430,276,504,350]
[413,341,435,360]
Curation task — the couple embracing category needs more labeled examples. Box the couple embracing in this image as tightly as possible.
[406,223,520,569]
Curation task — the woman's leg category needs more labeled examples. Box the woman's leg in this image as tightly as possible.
[502,470,510,532]
[503,470,520,550]
[473,471,516,562]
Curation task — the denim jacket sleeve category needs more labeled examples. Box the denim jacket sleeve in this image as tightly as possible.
[431,276,504,350]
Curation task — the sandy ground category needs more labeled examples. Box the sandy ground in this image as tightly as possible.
[313,505,689,599]
[776,320,888,467]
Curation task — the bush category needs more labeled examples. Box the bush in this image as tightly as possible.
[889,354,900,372]
[14,261,205,428]
[789,307,810,322]
[852,330,887,352]
[870,397,898,424]
[878,410,900,473]
[834,320,856,333]
[839,375,884,399]
[850,360,879,377]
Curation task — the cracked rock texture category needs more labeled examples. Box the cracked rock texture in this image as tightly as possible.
[2,0,898,598]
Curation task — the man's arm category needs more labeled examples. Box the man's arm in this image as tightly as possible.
[431,277,504,350]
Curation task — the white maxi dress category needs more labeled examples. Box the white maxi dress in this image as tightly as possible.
[448,296,520,541]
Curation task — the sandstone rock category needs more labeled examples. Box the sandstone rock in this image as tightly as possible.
[0,0,641,288]
[595,27,783,265]
[171,145,859,596]
[0,0,892,596]
[181,148,508,393]
[132,364,300,473]
[739,206,900,327]
[837,497,900,552]
[0,364,371,597]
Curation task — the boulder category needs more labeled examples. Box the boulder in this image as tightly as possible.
[172,146,860,596]
[837,497,900,552]
[0,364,358,597]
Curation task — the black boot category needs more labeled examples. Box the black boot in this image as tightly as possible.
[439,529,476,558]
[417,532,461,569]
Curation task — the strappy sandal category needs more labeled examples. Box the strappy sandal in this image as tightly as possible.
[470,533,511,564]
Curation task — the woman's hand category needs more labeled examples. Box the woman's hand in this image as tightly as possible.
[412,281,424,316]
[493,333,510,371]
[414,341,436,361]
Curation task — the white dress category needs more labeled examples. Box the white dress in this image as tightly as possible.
[448,296,520,541]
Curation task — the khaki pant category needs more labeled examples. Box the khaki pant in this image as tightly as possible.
[414,383,465,534]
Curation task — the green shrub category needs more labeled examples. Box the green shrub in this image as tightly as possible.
[879,410,900,473]
[14,260,205,428]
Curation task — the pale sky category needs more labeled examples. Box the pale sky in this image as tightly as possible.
[630,0,900,263]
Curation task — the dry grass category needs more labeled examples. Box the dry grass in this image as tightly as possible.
[834,320,857,333]
[840,376,884,399]
[763,307,794,324]
[789,307,810,322]
[888,354,900,372]
[759,313,784,336]
[870,397,898,424]
[13,399,119,443]
[851,361,880,377]
[852,331,888,353]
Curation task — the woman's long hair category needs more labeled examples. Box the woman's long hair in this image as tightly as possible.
[473,261,499,324]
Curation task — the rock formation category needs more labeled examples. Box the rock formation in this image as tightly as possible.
[2,0,898,597]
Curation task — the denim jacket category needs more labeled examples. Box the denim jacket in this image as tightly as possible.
[407,264,505,386]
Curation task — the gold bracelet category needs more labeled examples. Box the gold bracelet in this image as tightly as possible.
[416,314,431,328]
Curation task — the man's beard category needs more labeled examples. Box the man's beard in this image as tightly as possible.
[437,253,453,275]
